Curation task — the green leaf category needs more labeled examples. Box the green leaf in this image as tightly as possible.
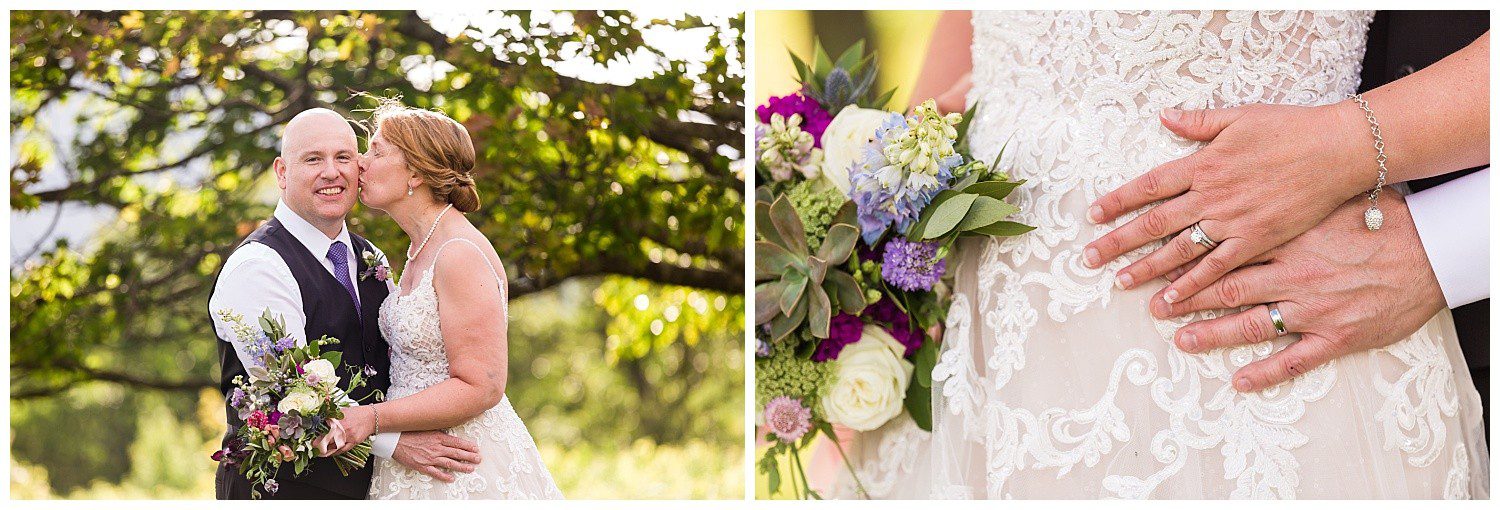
[904,374,932,431]
[779,272,807,316]
[756,241,799,279]
[872,86,898,110]
[911,337,938,388]
[955,196,1020,233]
[755,280,789,324]
[833,39,865,72]
[963,180,1022,200]
[906,189,961,240]
[812,39,833,75]
[816,224,858,266]
[769,195,809,256]
[966,221,1036,237]
[807,286,832,339]
[756,200,789,248]
[769,294,808,342]
[918,193,978,240]
[954,102,979,148]
[823,271,866,314]
[788,49,810,84]
[322,350,342,370]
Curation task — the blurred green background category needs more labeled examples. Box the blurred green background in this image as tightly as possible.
[10,10,744,499]
[751,10,942,499]
[754,10,941,111]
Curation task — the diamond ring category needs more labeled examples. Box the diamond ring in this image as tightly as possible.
[1268,304,1288,336]
[1189,222,1219,250]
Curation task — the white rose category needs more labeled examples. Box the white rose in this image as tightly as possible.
[302,358,339,388]
[820,106,892,194]
[277,386,323,415]
[822,324,914,431]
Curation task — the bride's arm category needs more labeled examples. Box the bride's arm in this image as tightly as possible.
[1354,31,1489,183]
[327,242,507,449]
[909,11,972,113]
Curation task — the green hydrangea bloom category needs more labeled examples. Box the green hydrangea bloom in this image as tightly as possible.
[786,180,844,250]
[755,333,833,422]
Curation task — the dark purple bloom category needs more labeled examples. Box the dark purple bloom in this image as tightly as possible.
[755,339,773,358]
[881,237,947,292]
[862,299,923,357]
[268,410,283,426]
[264,479,279,495]
[756,93,832,147]
[812,313,865,362]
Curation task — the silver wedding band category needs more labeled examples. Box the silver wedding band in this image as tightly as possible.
[1268,304,1288,336]
[1189,222,1219,250]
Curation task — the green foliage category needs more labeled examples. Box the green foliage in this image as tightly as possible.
[754,194,864,341]
[790,39,895,112]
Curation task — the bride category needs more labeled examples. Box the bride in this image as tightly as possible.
[318,101,563,499]
[832,11,1487,499]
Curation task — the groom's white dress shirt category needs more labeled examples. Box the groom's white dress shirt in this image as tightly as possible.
[1406,167,1489,308]
[209,200,401,458]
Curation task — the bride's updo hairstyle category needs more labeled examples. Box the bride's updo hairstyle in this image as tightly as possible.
[369,101,481,212]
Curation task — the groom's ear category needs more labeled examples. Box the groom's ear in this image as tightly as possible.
[272,157,289,190]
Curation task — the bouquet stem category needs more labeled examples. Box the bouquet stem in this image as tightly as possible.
[332,440,374,476]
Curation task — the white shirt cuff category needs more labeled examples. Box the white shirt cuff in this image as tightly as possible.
[371,431,400,459]
[1406,167,1489,308]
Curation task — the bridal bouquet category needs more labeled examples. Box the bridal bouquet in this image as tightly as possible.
[754,40,1031,498]
[211,308,381,499]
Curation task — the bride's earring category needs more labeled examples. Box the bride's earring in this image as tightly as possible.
[407,185,413,197]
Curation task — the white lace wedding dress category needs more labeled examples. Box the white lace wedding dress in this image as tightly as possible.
[369,238,563,499]
[833,11,1488,499]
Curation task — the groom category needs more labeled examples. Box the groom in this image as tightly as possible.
[209,108,480,499]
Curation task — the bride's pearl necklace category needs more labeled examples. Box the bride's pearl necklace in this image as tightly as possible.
[407,203,454,261]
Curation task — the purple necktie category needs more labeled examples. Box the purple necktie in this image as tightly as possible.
[327,241,361,312]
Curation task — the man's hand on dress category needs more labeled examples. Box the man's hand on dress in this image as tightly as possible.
[391,430,482,483]
[1152,190,1445,392]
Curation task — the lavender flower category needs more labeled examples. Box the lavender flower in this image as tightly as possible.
[881,237,947,292]
[812,313,865,362]
[229,387,246,409]
[263,479,279,495]
[273,336,296,353]
[763,395,813,443]
[757,93,832,147]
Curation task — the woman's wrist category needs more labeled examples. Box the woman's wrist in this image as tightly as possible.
[1321,100,1385,200]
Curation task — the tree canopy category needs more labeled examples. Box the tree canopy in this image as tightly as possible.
[10,10,744,398]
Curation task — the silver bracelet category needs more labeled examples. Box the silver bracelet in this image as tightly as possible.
[1348,93,1388,231]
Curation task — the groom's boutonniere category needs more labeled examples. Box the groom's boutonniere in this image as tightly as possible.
[359,250,393,283]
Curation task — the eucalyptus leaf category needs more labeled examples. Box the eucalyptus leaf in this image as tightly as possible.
[955,196,1019,233]
[966,221,1037,237]
[962,180,1022,200]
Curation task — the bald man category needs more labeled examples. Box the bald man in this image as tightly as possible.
[208,109,480,499]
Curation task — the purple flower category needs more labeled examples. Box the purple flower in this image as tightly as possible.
[881,237,947,292]
[755,339,773,358]
[763,396,813,443]
[812,313,865,362]
[862,299,922,357]
[229,388,246,409]
[757,93,832,147]
[363,365,378,377]
[274,336,296,353]
[263,479,279,495]
[374,265,390,281]
[848,114,959,244]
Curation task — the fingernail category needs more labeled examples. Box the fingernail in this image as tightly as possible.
[1088,205,1104,224]
[1162,108,1182,123]
[1178,332,1197,352]
[1115,272,1133,290]
[1234,377,1252,392]
[1085,247,1100,267]
[1163,289,1179,303]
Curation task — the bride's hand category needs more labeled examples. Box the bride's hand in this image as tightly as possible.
[317,405,376,457]
[1084,102,1374,304]
[1149,191,1444,392]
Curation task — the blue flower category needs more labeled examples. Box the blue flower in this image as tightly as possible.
[848,111,960,244]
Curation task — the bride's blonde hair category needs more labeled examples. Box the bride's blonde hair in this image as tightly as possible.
[368,99,481,212]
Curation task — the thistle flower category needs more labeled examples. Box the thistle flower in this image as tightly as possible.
[757,113,825,182]
[763,396,813,443]
[881,237,947,292]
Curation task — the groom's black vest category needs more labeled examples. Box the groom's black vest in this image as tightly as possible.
[211,217,392,499]
[1359,10,1489,433]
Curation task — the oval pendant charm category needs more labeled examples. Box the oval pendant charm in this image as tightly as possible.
[1364,206,1384,231]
